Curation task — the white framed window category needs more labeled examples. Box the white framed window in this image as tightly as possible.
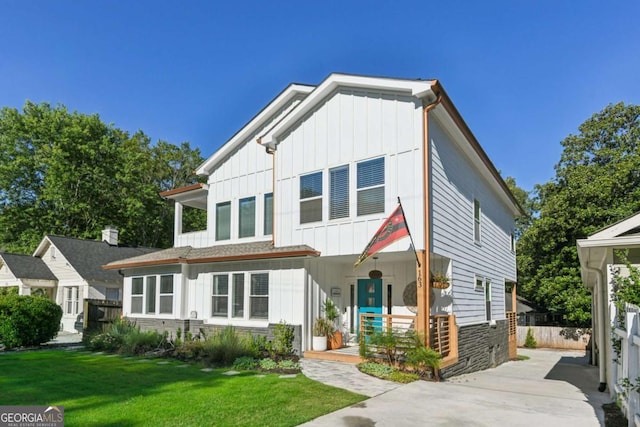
[146,276,157,314]
[216,201,231,241]
[212,275,229,317]
[131,278,143,313]
[329,165,349,220]
[210,272,269,321]
[64,286,79,315]
[300,171,323,223]
[357,157,384,216]
[264,193,273,235]
[239,196,256,238]
[473,199,481,243]
[159,275,174,314]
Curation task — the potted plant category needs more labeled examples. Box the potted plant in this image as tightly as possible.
[312,318,333,351]
[324,298,343,349]
[430,272,450,289]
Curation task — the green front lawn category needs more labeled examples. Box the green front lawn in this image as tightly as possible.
[0,350,365,426]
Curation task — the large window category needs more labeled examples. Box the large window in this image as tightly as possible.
[357,157,385,215]
[216,201,231,241]
[329,165,349,220]
[300,172,322,223]
[264,193,273,235]
[65,286,79,315]
[474,199,481,243]
[131,278,143,313]
[211,275,229,317]
[211,272,269,321]
[250,273,269,319]
[159,275,174,314]
[239,197,256,238]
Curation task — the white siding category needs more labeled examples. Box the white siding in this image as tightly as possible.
[430,116,516,325]
[275,89,425,256]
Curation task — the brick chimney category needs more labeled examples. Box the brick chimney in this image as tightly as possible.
[102,226,119,246]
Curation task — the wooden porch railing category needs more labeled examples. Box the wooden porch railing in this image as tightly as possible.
[359,313,459,367]
[507,311,518,359]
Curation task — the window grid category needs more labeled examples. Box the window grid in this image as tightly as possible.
[300,172,323,223]
[65,286,79,315]
[250,273,269,319]
[357,157,385,216]
[159,275,174,314]
[211,275,229,317]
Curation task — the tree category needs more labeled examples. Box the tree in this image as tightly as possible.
[518,102,640,326]
[0,101,203,252]
[504,176,535,240]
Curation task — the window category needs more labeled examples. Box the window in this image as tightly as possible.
[330,165,349,219]
[159,275,173,314]
[474,199,481,243]
[65,286,79,315]
[357,157,384,215]
[250,273,269,319]
[131,278,143,313]
[216,201,231,241]
[105,288,120,301]
[239,197,256,238]
[232,273,244,318]
[264,193,273,235]
[212,275,229,317]
[300,172,323,223]
[485,279,492,321]
[146,276,156,314]
[510,232,515,252]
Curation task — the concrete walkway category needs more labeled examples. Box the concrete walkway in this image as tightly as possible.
[300,349,612,426]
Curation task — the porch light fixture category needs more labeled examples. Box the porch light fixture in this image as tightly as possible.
[369,256,382,279]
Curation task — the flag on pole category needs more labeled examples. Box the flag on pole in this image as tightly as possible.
[354,204,410,269]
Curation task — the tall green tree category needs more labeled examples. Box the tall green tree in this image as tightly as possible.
[0,101,203,252]
[518,102,640,326]
[504,176,535,240]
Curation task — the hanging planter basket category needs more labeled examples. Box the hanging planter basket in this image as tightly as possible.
[432,280,450,289]
[431,273,450,289]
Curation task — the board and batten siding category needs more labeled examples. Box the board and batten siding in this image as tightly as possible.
[275,88,426,256]
[430,115,516,325]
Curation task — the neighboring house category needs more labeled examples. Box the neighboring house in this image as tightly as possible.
[0,227,158,332]
[577,212,640,395]
[106,73,521,377]
[505,295,562,326]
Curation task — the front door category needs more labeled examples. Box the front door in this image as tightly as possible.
[357,278,382,334]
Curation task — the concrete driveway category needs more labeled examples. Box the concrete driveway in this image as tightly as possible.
[301,348,612,426]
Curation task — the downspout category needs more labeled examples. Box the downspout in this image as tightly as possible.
[585,265,608,392]
[420,94,442,346]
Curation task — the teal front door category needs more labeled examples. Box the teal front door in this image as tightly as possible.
[357,278,382,334]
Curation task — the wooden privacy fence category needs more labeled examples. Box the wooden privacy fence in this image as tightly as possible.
[507,311,517,359]
[83,299,122,335]
[517,326,591,350]
[611,303,640,426]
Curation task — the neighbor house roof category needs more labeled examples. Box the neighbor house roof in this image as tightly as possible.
[39,236,159,281]
[0,252,56,281]
[104,241,320,270]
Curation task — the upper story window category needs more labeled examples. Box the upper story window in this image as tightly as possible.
[239,197,256,238]
[300,172,323,224]
[264,193,273,235]
[216,201,231,241]
[329,165,349,220]
[473,199,481,243]
[357,157,385,216]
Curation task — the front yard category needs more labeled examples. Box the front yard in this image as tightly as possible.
[0,349,365,426]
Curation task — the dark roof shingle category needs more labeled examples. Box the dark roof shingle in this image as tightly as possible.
[0,252,56,281]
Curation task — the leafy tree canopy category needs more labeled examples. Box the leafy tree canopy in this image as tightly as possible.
[0,101,204,252]
[518,102,640,326]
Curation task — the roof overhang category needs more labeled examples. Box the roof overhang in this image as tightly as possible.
[195,83,315,176]
[577,234,640,288]
[259,73,437,148]
[159,183,208,210]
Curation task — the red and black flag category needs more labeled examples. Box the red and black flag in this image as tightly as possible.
[354,204,410,269]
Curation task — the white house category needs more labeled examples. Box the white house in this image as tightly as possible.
[106,73,521,376]
[0,227,157,333]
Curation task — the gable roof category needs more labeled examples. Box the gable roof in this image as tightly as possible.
[587,211,640,240]
[104,241,320,270]
[38,236,159,282]
[0,252,56,281]
[195,83,315,176]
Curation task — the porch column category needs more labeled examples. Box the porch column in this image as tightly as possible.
[416,250,431,346]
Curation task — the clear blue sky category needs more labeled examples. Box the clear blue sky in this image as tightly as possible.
[1,1,639,192]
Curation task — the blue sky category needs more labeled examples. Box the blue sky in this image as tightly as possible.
[1,1,639,192]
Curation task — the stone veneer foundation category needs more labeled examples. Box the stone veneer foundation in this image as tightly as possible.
[441,319,509,379]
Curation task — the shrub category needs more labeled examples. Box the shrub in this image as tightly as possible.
[357,362,393,378]
[270,321,295,359]
[246,334,269,358]
[232,356,258,371]
[404,332,441,380]
[0,294,62,348]
[388,370,419,383]
[277,359,300,370]
[120,329,165,355]
[259,358,277,370]
[524,328,537,348]
[312,318,333,337]
[361,329,402,365]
